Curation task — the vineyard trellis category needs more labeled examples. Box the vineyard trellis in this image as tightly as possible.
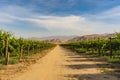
[61,32,120,63]
[0,30,56,65]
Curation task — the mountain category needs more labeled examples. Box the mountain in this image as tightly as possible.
[28,33,116,43]
[43,39,66,44]
[68,33,115,42]
[39,35,76,40]
[28,35,76,44]
[28,35,76,40]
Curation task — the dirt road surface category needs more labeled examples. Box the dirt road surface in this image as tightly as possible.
[13,46,119,80]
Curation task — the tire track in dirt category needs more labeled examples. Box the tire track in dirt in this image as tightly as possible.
[13,46,119,80]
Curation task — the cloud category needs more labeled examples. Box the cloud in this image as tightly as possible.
[0,5,120,37]
[0,14,13,23]
[0,13,93,31]
[0,5,33,17]
[0,14,116,36]
[34,15,85,29]
[94,6,120,19]
[0,9,98,36]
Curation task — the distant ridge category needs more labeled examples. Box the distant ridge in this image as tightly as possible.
[28,33,116,43]
[28,35,76,41]
[68,33,115,42]
[39,35,76,40]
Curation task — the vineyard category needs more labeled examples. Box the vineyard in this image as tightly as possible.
[61,33,120,63]
[0,30,56,65]
[0,30,119,80]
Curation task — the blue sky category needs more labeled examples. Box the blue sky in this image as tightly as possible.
[0,0,120,38]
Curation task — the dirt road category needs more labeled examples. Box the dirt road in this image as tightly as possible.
[13,46,119,80]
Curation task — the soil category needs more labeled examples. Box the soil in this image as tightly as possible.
[0,46,119,80]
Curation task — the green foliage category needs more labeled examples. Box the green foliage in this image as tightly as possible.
[0,30,56,65]
[9,58,18,64]
[116,32,120,39]
[108,58,120,64]
[101,56,110,60]
[0,58,5,64]
[75,48,86,53]
[0,65,5,70]
[99,68,110,72]
[61,32,120,64]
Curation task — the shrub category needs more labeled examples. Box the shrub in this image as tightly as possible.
[9,58,18,64]
[101,56,109,60]
[108,58,120,64]
[0,65,5,70]
[0,58,5,64]
[75,48,86,53]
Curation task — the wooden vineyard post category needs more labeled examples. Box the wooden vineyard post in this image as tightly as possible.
[109,37,115,58]
[19,38,24,61]
[27,44,30,56]
[4,36,9,65]
[20,44,23,60]
[91,41,94,54]
[98,38,101,56]
[32,41,35,54]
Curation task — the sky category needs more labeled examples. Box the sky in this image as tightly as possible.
[0,0,120,38]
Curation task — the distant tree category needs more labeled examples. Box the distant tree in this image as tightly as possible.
[116,32,120,39]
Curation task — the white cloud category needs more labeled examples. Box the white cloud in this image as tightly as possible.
[33,15,85,29]
[0,12,99,36]
[0,5,32,17]
[95,6,120,19]
[0,13,14,23]
[0,5,120,37]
